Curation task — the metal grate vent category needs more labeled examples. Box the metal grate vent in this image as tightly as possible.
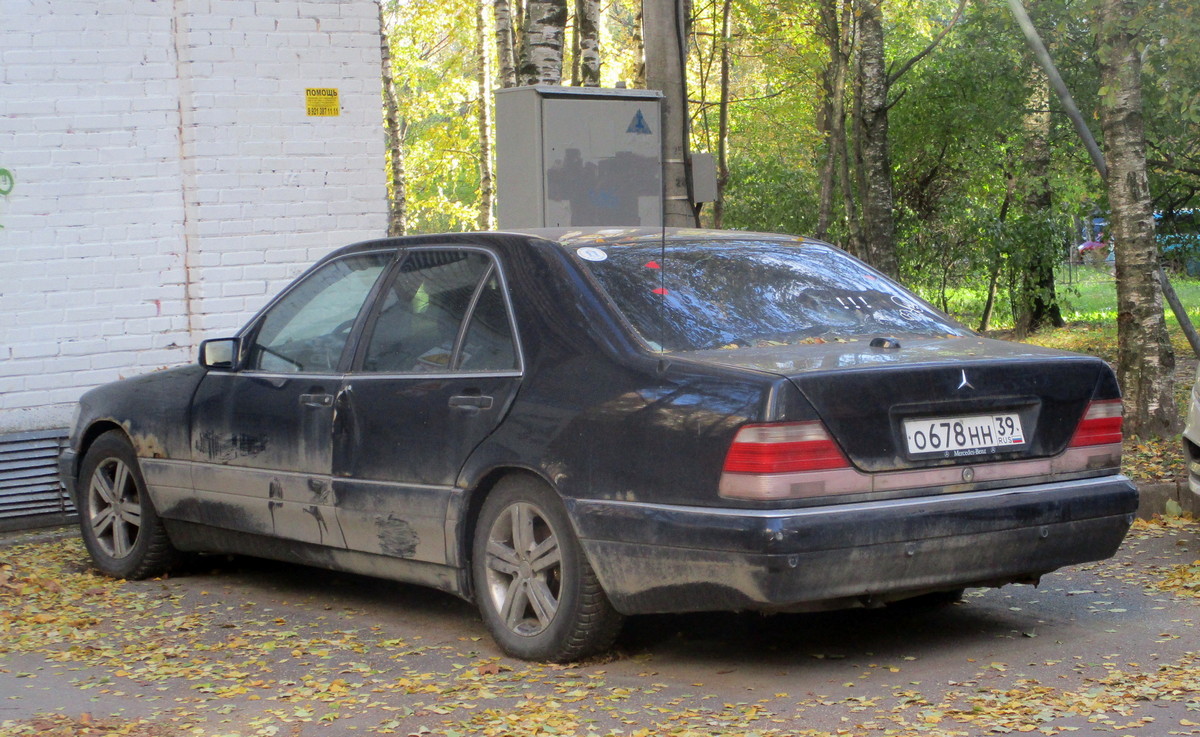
[0,429,76,531]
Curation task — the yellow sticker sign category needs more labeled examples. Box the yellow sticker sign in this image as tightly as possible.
[306,88,340,117]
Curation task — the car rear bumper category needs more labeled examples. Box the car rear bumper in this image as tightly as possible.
[568,475,1138,616]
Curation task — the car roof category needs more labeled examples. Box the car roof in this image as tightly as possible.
[320,228,821,265]
[504,227,811,248]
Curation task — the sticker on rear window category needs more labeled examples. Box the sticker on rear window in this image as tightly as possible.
[577,247,608,262]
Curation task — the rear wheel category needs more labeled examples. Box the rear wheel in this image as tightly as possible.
[77,431,177,579]
[472,477,623,662]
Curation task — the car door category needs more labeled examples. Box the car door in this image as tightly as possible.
[188,251,393,546]
[332,247,522,566]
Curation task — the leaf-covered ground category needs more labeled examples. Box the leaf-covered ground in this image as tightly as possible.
[1,521,1197,737]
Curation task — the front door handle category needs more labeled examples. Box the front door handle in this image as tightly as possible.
[449,394,494,410]
[299,393,334,407]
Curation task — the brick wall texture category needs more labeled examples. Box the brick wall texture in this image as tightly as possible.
[0,0,388,433]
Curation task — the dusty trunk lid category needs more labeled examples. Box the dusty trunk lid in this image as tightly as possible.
[683,337,1116,473]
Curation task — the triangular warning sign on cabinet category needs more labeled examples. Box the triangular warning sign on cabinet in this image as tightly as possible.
[627,109,652,135]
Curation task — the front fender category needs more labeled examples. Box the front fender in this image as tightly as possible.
[71,364,208,462]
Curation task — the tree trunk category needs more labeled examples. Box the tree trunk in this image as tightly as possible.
[518,0,568,85]
[835,2,859,258]
[632,3,646,88]
[379,1,407,236]
[853,1,898,277]
[816,0,852,245]
[713,0,732,228]
[643,0,697,227]
[477,0,495,230]
[1014,68,1064,336]
[571,0,581,85]
[979,174,1017,333]
[576,0,601,86]
[495,0,519,88]
[1097,0,1178,438]
[815,0,838,239]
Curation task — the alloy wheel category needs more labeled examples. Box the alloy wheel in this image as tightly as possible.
[483,501,563,636]
[86,457,143,559]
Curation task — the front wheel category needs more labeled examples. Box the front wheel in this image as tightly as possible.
[77,430,178,579]
[472,477,623,662]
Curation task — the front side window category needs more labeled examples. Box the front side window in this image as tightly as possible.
[248,253,390,373]
[578,240,970,352]
[361,249,517,373]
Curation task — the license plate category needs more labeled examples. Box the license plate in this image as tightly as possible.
[903,413,1026,457]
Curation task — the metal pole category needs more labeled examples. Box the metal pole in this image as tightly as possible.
[643,0,698,227]
[1005,0,1107,179]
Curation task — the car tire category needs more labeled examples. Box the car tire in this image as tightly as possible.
[77,430,178,580]
[472,476,623,662]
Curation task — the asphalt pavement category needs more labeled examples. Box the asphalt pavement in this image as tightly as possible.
[0,517,1196,736]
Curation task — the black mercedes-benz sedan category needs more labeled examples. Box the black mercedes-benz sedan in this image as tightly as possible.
[59,228,1137,661]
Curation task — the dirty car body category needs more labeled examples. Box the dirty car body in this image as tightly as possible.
[60,229,1138,661]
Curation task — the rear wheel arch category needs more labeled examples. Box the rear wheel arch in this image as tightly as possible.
[459,466,558,594]
[465,470,623,661]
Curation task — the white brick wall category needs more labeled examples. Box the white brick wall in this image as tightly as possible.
[0,0,387,434]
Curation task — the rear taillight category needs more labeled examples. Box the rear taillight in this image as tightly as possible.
[1069,399,1124,447]
[722,421,849,474]
[720,421,864,500]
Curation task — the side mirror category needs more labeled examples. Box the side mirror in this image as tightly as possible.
[199,338,239,370]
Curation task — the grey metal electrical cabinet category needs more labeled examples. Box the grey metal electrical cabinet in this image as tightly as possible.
[495,85,664,229]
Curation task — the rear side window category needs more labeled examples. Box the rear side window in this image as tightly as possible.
[359,249,518,373]
[578,240,968,352]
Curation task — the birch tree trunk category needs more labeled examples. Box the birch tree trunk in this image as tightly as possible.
[632,3,646,88]
[518,0,568,85]
[379,1,407,236]
[850,0,964,273]
[576,0,602,87]
[477,0,495,229]
[853,1,897,277]
[495,0,519,87]
[1097,0,1179,437]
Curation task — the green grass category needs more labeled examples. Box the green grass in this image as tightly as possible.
[1054,265,1200,326]
[932,265,1200,331]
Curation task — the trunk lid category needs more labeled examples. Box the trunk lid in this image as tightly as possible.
[682,337,1115,473]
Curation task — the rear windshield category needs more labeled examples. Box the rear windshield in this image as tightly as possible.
[576,239,969,352]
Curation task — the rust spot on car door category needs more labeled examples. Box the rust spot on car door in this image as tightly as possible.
[376,514,420,558]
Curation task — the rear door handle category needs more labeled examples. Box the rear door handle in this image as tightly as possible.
[449,394,494,410]
[299,393,334,407]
